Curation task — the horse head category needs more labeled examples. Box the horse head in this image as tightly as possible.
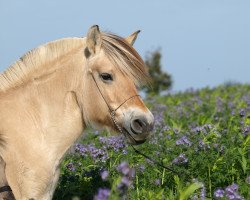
[80,25,154,144]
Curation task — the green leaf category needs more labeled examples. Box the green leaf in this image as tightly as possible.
[179,182,203,200]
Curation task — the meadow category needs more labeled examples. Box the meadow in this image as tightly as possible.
[53,84,250,200]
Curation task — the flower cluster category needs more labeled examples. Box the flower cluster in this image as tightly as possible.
[214,189,225,198]
[214,183,244,200]
[75,143,109,162]
[151,103,167,129]
[172,153,188,165]
[197,139,211,150]
[191,124,213,135]
[175,135,192,146]
[99,135,127,152]
[55,84,250,199]
[93,188,110,200]
[75,143,89,156]
[191,181,206,200]
[100,170,109,181]
[66,162,75,172]
[116,161,135,196]
[242,125,250,137]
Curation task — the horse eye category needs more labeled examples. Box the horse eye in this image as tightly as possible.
[100,73,113,82]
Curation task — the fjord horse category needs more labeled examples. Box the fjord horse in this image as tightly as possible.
[0,25,154,199]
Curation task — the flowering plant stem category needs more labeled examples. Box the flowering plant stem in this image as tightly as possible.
[208,166,212,198]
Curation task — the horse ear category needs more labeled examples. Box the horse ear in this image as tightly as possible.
[86,25,102,56]
[125,30,141,46]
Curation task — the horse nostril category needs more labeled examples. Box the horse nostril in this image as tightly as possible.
[131,118,147,134]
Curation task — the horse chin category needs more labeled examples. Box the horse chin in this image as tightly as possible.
[129,139,147,145]
[91,121,148,145]
[122,128,147,145]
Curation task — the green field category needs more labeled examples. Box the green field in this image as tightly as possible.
[53,84,250,200]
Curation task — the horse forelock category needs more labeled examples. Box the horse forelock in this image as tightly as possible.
[101,33,150,86]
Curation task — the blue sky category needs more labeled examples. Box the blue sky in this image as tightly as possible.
[0,0,249,91]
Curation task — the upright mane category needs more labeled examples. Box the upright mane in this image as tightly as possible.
[0,32,149,92]
[0,38,84,92]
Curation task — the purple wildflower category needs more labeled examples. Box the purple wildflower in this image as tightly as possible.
[138,164,145,172]
[198,140,211,150]
[116,161,136,196]
[93,150,108,162]
[100,170,109,181]
[66,162,75,172]
[154,179,161,186]
[87,145,109,162]
[75,143,88,156]
[223,183,244,200]
[220,145,226,154]
[120,176,131,187]
[117,182,127,196]
[117,162,130,175]
[192,179,206,199]
[239,108,246,117]
[93,188,110,200]
[153,114,164,129]
[204,124,213,130]
[162,125,171,132]
[176,135,192,146]
[192,126,204,134]
[173,128,180,134]
[228,101,235,109]
[199,140,205,148]
[191,124,213,135]
[99,136,127,152]
[213,143,219,149]
[172,153,188,165]
[166,134,172,140]
[225,183,238,195]
[226,193,243,200]
[122,149,128,155]
[129,168,136,179]
[117,176,133,196]
[75,143,109,162]
[151,104,167,129]
[242,125,250,137]
[214,189,225,198]
[200,183,206,200]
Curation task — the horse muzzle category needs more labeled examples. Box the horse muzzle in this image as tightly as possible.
[122,109,154,144]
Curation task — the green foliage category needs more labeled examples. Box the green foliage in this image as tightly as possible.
[179,183,203,200]
[54,84,250,200]
[142,49,172,95]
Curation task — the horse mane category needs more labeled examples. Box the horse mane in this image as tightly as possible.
[0,38,84,92]
[0,32,149,92]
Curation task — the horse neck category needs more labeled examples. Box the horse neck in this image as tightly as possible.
[15,47,85,105]
[3,49,86,156]
[34,51,87,156]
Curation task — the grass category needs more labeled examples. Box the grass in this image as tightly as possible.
[53,84,250,200]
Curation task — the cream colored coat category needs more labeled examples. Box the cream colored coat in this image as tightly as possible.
[0,26,154,200]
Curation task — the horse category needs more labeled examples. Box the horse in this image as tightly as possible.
[0,25,154,199]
